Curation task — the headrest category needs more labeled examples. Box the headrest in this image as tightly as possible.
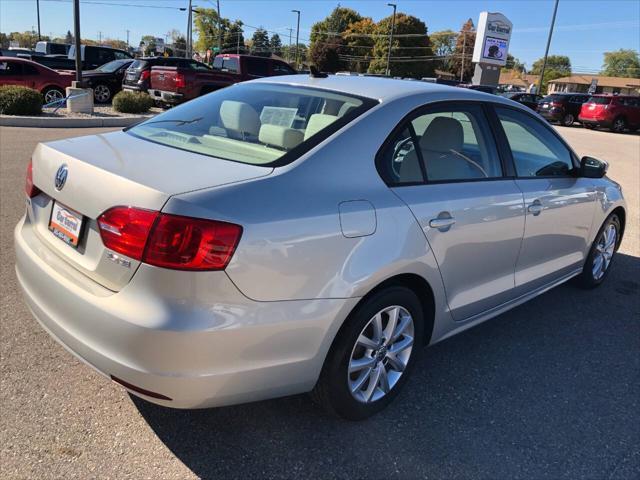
[220,100,260,135]
[419,116,463,153]
[259,124,304,150]
[338,103,357,117]
[304,114,337,140]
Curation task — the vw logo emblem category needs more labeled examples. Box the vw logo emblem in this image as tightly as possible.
[54,164,68,191]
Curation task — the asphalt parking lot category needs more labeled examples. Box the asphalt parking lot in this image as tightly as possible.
[1,125,638,479]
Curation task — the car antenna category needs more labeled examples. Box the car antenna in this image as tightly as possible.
[309,65,328,78]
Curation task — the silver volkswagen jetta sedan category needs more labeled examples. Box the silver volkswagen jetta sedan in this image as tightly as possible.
[15,75,626,420]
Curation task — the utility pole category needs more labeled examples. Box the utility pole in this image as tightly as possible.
[36,0,41,40]
[98,31,102,44]
[187,0,192,58]
[385,3,397,76]
[537,0,560,95]
[216,0,222,53]
[460,30,466,82]
[287,27,293,62]
[292,9,300,70]
[73,0,82,84]
[126,29,130,48]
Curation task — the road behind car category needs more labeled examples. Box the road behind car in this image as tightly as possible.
[0,126,638,479]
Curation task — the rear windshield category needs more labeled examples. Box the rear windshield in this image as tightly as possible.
[128,83,377,167]
[588,96,612,105]
[542,95,564,102]
[129,59,148,70]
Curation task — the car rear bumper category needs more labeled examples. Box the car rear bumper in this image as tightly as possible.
[578,117,612,127]
[538,109,563,121]
[15,214,357,409]
[147,89,184,104]
[122,84,145,93]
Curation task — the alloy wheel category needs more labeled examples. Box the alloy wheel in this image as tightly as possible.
[94,85,111,103]
[44,89,64,104]
[348,305,414,403]
[592,223,617,280]
[563,114,574,126]
[612,118,626,133]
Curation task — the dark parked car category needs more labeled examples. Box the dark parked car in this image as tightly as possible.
[82,59,134,103]
[30,45,132,71]
[579,94,640,133]
[537,93,590,126]
[122,57,188,93]
[0,56,73,104]
[458,84,498,94]
[500,92,542,110]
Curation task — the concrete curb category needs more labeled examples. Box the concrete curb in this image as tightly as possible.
[0,114,154,128]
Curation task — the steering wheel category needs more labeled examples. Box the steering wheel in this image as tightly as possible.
[391,137,416,178]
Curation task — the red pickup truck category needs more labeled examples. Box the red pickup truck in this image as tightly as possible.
[148,54,297,105]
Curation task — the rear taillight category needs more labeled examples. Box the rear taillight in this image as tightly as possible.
[174,73,186,88]
[97,206,242,271]
[550,102,562,108]
[140,70,150,81]
[25,159,41,198]
[98,207,159,260]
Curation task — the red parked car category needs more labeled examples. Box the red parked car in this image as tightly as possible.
[0,56,73,104]
[579,94,640,133]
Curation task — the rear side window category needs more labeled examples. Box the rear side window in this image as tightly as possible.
[378,104,501,185]
[0,61,22,75]
[273,63,296,75]
[246,57,269,76]
[496,107,574,177]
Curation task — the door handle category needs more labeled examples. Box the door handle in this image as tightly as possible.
[429,217,456,229]
[528,200,543,215]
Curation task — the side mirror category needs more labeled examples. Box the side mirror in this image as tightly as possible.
[580,156,608,178]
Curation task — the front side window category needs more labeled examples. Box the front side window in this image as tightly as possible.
[128,83,376,166]
[378,104,501,185]
[496,107,574,177]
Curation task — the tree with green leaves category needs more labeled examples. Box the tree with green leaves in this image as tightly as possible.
[368,13,434,79]
[430,29,457,72]
[601,49,640,78]
[140,35,157,55]
[309,6,363,71]
[343,17,376,73]
[194,8,230,53]
[505,54,526,73]
[449,19,476,82]
[250,28,270,57]
[281,43,308,65]
[530,55,571,75]
[310,35,345,72]
[310,6,363,44]
[269,33,283,57]
[222,21,245,53]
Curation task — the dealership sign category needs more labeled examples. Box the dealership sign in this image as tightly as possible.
[472,12,513,67]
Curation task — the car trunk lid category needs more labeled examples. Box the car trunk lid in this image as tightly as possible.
[581,97,611,119]
[30,130,271,291]
[150,66,180,92]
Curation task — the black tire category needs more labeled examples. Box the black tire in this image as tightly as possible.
[576,213,621,289]
[93,83,112,103]
[562,113,575,127]
[610,117,626,133]
[311,286,424,420]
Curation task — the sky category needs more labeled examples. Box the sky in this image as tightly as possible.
[1,0,639,73]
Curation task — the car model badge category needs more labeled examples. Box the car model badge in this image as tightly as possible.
[54,164,68,191]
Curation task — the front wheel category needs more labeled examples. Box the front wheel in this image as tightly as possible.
[93,83,112,103]
[611,117,626,133]
[577,213,621,288]
[42,86,65,105]
[312,286,424,420]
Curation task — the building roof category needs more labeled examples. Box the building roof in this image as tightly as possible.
[548,75,640,88]
[498,70,540,87]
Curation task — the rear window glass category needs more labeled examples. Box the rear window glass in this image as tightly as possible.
[129,60,148,70]
[128,83,377,167]
[542,95,564,102]
[588,97,612,105]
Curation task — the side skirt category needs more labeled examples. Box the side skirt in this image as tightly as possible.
[430,268,582,345]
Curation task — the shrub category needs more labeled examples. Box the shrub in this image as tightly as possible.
[0,86,43,116]
[112,91,154,114]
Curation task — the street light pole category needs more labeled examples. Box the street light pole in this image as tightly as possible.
[537,0,560,95]
[186,0,192,58]
[287,27,293,62]
[73,0,82,84]
[216,0,222,53]
[36,0,41,41]
[385,3,396,76]
[292,9,300,70]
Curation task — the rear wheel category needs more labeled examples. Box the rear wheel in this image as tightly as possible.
[42,86,65,105]
[576,213,620,289]
[583,123,596,130]
[611,117,626,133]
[312,286,424,420]
[93,83,112,103]
[562,113,575,126]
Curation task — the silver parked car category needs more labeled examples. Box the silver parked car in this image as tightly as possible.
[15,75,626,420]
